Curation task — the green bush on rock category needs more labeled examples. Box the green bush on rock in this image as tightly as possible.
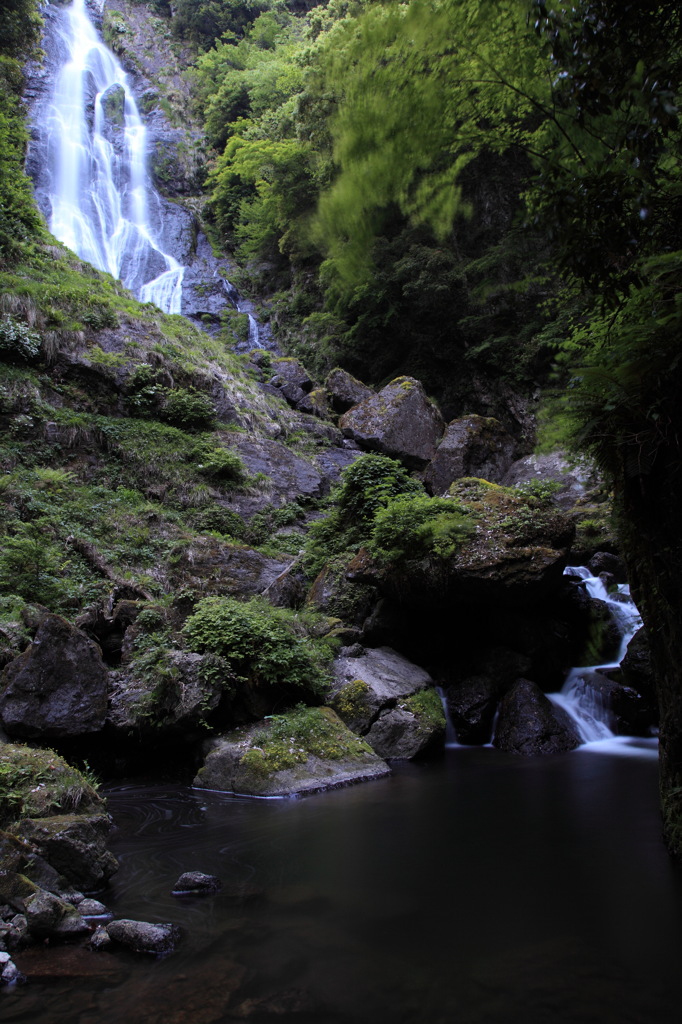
[182,596,334,698]
[370,493,474,565]
[239,706,373,777]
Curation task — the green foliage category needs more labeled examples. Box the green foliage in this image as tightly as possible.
[0,314,41,361]
[0,517,66,605]
[239,704,372,776]
[182,595,333,697]
[370,493,475,566]
[304,454,423,574]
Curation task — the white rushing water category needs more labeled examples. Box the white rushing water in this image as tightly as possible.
[44,0,183,312]
[549,565,649,751]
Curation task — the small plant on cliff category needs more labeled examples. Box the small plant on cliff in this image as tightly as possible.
[182,596,333,698]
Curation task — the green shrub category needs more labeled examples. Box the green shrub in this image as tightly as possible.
[0,314,41,361]
[304,454,422,574]
[370,493,474,565]
[182,596,333,697]
[0,517,65,605]
[196,445,244,481]
[162,387,215,429]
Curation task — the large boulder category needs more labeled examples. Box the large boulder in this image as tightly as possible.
[16,815,118,892]
[570,669,656,736]
[339,376,445,469]
[423,415,517,495]
[193,708,390,797]
[330,646,433,734]
[0,615,109,738]
[324,368,374,413]
[493,679,580,755]
[349,479,575,610]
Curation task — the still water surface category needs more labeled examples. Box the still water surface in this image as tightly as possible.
[3,745,681,1023]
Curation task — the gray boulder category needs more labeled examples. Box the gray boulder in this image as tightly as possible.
[339,376,445,469]
[330,646,433,734]
[364,705,444,760]
[107,650,227,733]
[423,415,517,494]
[493,679,580,755]
[324,368,374,413]
[107,918,181,955]
[0,614,109,738]
[502,451,600,510]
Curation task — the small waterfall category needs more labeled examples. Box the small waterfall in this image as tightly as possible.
[549,566,643,744]
[42,0,183,312]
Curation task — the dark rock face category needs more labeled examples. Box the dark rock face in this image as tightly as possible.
[324,368,374,413]
[16,815,118,891]
[168,538,294,598]
[620,627,655,703]
[0,615,108,738]
[587,551,628,583]
[107,651,227,734]
[339,376,445,469]
[107,918,181,955]
[423,415,517,494]
[444,648,532,744]
[493,679,581,755]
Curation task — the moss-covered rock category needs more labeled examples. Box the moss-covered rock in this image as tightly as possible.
[423,414,517,495]
[0,744,104,829]
[16,814,118,891]
[193,707,390,797]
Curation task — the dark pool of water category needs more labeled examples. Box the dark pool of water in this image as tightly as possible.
[3,743,681,1023]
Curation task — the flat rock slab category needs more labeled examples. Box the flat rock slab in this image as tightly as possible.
[196,745,390,798]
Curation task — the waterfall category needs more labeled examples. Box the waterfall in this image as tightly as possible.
[42,0,183,313]
[549,566,644,746]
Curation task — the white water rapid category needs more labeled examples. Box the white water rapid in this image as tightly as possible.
[549,566,654,755]
[43,0,183,312]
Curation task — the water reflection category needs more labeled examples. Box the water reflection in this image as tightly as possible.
[3,749,681,1023]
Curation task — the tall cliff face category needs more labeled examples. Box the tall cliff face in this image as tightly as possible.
[23,0,237,330]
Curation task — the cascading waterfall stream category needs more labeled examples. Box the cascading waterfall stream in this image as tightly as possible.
[549,566,645,746]
[43,0,183,313]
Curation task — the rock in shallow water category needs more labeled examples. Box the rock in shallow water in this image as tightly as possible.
[172,872,222,895]
[106,919,181,955]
